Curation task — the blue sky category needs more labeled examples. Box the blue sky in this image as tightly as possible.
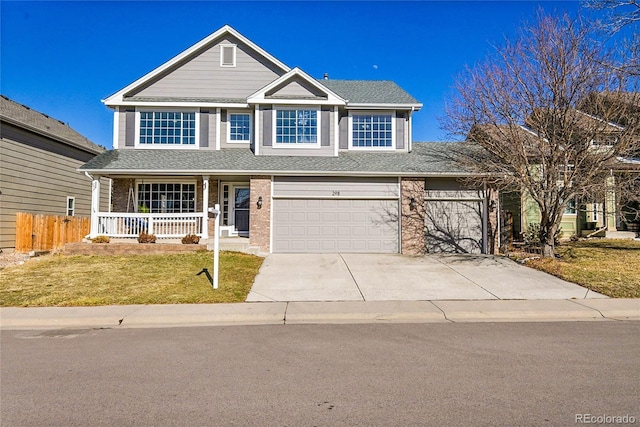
[1,1,588,148]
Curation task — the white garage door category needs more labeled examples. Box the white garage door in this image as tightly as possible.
[424,200,484,254]
[273,198,399,253]
[271,177,400,253]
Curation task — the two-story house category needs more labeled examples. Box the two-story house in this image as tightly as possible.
[80,25,495,254]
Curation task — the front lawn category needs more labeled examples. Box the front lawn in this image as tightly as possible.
[0,251,264,307]
[524,239,640,298]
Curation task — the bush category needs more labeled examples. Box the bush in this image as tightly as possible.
[138,232,156,244]
[181,234,200,244]
[92,236,110,244]
[523,223,561,246]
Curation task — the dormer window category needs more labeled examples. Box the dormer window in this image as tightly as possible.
[220,45,236,67]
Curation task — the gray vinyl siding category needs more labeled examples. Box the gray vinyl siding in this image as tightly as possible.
[131,35,284,99]
[273,176,399,198]
[117,110,127,149]
[0,136,109,249]
[259,107,336,156]
[266,80,326,98]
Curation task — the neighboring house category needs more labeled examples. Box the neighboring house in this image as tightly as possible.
[498,94,640,242]
[79,25,496,254]
[0,95,110,251]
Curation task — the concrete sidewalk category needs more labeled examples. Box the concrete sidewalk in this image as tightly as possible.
[1,299,638,330]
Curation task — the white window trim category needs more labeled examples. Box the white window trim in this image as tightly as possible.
[66,196,75,216]
[348,110,396,151]
[272,107,321,149]
[134,108,199,149]
[220,44,237,67]
[135,178,198,213]
[226,110,252,144]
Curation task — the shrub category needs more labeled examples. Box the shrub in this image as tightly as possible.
[181,234,200,244]
[138,232,156,244]
[92,236,110,244]
[523,223,561,246]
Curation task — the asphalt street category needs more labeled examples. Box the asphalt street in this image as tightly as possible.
[2,322,639,426]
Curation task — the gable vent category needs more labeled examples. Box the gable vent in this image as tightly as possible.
[221,45,236,67]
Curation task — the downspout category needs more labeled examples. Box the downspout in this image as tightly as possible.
[85,172,100,239]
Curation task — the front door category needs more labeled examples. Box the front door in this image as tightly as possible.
[234,187,250,236]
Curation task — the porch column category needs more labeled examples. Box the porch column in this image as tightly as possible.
[89,175,101,238]
[605,174,617,231]
[202,175,209,239]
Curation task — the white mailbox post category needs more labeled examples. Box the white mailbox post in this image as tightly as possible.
[207,204,221,289]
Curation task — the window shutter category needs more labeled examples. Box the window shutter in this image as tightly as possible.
[396,112,405,149]
[321,109,330,147]
[262,108,272,146]
[125,109,135,147]
[200,110,209,148]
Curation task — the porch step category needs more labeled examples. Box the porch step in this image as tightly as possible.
[605,231,638,240]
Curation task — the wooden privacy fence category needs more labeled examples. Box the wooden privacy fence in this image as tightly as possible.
[15,212,90,252]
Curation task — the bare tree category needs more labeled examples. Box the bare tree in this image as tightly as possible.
[584,0,640,75]
[442,12,640,258]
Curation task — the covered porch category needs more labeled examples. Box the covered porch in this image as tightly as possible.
[86,174,257,241]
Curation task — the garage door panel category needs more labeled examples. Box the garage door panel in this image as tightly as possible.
[273,198,399,253]
[425,200,483,254]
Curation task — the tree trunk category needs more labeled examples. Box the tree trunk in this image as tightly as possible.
[538,216,557,258]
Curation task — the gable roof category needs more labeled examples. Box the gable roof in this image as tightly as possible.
[103,25,290,106]
[79,143,470,176]
[319,80,421,109]
[0,95,104,155]
[248,67,346,105]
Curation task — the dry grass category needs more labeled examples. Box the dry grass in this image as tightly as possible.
[0,251,264,307]
[525,239,640,298]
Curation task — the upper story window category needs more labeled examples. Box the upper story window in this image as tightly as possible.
[275,109,319,145]
[139,111,196,146]
[351,113,394,149]
[229,113,251,143]
[220,45,236,67]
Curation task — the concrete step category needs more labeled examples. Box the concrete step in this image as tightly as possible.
[605,231,638,240]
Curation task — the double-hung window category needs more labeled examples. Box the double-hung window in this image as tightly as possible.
[139,111,196,146]
[66,196,75,216]
[351,113,394,148]
[275,109,319,145]
[137,183,196,213]
[229,113,251,143]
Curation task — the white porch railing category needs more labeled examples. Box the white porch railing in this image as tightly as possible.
[95,213,205,238]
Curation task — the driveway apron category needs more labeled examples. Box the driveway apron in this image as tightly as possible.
[246,253,607,302]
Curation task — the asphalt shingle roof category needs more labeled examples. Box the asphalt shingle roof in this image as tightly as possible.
[80,142,471,176]
[0,95,105,155]
[318,80,420,105]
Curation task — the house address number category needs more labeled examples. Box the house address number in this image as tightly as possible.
[332,191,341,196]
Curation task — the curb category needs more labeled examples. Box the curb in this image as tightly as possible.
[1,299,638,330]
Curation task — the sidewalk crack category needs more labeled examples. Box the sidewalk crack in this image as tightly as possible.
[339,253,365,301]
[433,256,501,300]
[429,301,455,323]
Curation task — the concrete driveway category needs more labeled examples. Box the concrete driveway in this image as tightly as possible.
[246,253,607,302]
